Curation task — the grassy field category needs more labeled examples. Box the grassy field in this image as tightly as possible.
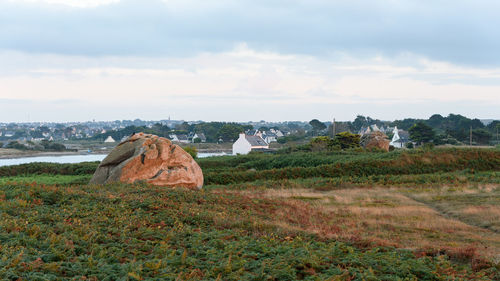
[0,147,499,280]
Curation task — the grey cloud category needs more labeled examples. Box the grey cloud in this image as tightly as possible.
[0,0,500,66]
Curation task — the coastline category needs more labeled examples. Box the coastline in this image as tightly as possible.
[0,148,110,160]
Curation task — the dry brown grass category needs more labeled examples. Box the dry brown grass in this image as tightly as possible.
[232,187,500,262]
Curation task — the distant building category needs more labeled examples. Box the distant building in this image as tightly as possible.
[390,127,410,148]
[169,134,190,143]
[233,133,269,155]
[246,129,258,136]
[192,133,206,143]
[261,132,277,143]
[359,125,382,136]
[104,136,116,143]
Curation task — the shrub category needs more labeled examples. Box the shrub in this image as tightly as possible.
[333,132,361,149]
[309,136,333,152]
[6,141,28,150]
[184,146,198,159]
[203,148,500,185]
[422,143,435,150]
[0,162,99,177]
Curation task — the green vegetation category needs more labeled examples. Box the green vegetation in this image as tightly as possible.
[0,174,91,186]
[0,147,499,279]
[93,122,253,143]
[1,182,497,280]
[4,140,71,152]
[409,122,436,145]
[201,148,500,185]
[307,133,361,151]
[308,119,326,136]
[394,114,496,145]
[183,146,198,159]
[0,162,99,177]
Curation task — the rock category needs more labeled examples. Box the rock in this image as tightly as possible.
[361,131,390,152]
[90,133,203,189]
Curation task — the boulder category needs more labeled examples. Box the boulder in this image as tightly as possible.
[90,133,203,189]
[361,131,390,152]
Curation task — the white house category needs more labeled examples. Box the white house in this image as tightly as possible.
[232,133,269,155]
[104,136,116,143]
[192,133,207,143]
[169,134,179,142]
[390,126,410,148]
[274,130,285,138]
[169,134,190,143]
[262,132,277,143]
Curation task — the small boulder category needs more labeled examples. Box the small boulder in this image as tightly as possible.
[361,131,390,152]
[90,133,203,189]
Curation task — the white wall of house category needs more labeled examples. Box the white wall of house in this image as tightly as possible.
[233,133,252,155]
[265,136,277,143]
[390,127,404,148]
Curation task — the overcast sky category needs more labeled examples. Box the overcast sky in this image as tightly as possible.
[1,0,499,122]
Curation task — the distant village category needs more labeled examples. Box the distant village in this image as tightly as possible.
[0,114,498,154]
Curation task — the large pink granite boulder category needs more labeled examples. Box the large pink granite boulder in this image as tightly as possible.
[90,133,203,189]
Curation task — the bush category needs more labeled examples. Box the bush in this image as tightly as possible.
[203,148,500,185]
[6,141,28,150]
[309,136,333,151]
[422,143,435,150]
[40,140,67,151]
[333,132,361,149]
[0,162,99,177]
[184,146,198,159]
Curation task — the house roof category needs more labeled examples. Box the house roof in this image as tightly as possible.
[398,130,410,141]
[245,135,268,146]
[195,133,206,140]
[246,129,257,136]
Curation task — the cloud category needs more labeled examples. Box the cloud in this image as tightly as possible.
[0,46,499,122]
[1,0,500,66]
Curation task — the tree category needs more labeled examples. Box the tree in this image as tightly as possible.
[309,119,326,136]
[175,122,191,132]
[409,122,436,145]
[218,124,244,142]
[352,115,367,131]
[333,132,361,149]
[472,129,492,145]
[427,114,444,127]
[7,141,28,150]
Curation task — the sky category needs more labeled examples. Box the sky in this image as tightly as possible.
[0,0,499,122]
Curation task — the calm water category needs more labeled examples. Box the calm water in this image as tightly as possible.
[0,152,228,167]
